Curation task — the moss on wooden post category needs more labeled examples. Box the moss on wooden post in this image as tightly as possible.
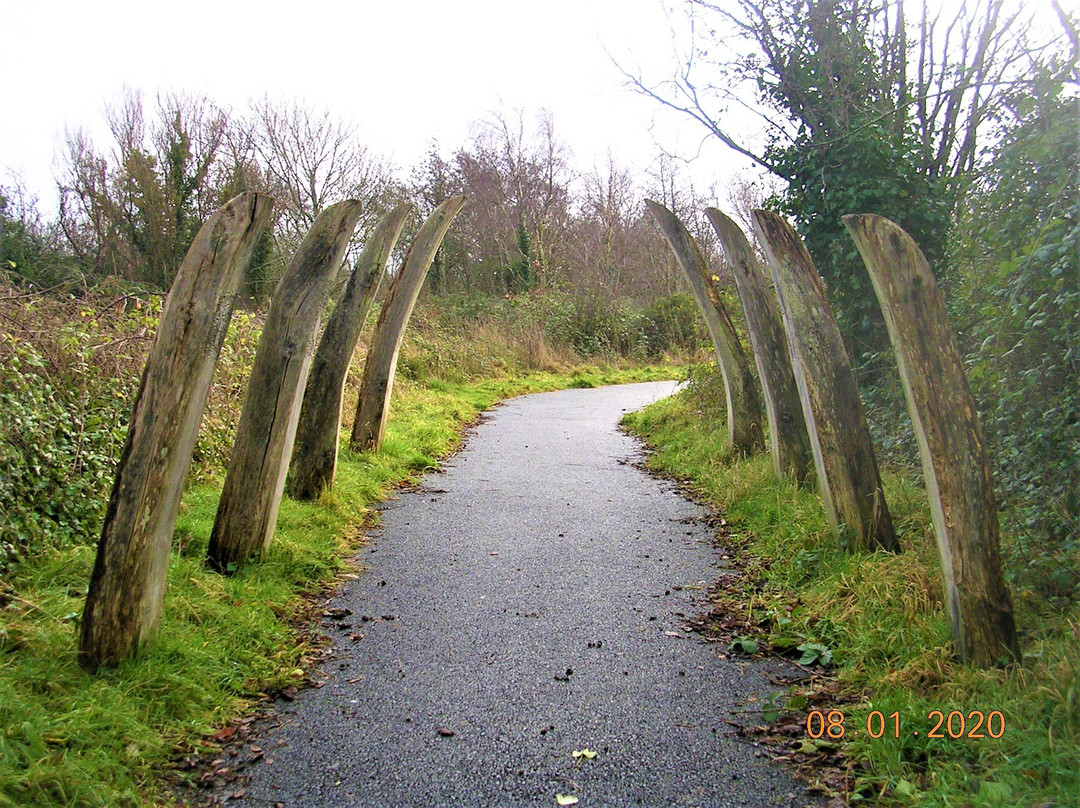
[706,208,812,482]
[286,203,412,500]
[208,200,363,571]
[844,213,1019,666]
[351,196,466,453]
[645,200,765,455]
[79,192,274,671]
[752,210,898,553]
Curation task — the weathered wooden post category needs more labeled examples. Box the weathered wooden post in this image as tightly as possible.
[752,210,898,552]
[645,200,765,456]
[351,196,466,453]
[79,192,274,671]
[208,200,363,571]
[843,214,1020,665]
[706,208,812,482]
[286,203,413,500]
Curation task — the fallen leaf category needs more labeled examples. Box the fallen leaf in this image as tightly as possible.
[436,726,455,737]
[572,748,599,759]
[893,778,919,798]
[555,795,579,806]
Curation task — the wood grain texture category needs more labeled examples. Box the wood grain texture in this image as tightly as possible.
[706,208,812,482]
[287,203,412,500]
[844,213,1019,665]
[208,200,363,571]
[79,192,274,670]
[351,196,466,453]
[752,209,897,552]
[645,200,765,455]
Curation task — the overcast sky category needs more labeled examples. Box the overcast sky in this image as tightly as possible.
[0,0,764,210]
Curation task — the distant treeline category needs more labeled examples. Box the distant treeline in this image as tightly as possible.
[0,94,730,305]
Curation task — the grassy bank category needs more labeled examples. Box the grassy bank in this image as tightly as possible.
[0,282,684,807]
[0,366,676,808]
[622,390,1079,806]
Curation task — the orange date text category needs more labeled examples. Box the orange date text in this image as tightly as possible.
[805,709,1005,740]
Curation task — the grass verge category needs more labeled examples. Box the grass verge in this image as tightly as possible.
[0,366,675,808]
[622,390,1079,807]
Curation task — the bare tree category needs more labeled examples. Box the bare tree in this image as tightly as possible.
[246,98,401,251]
[447,107,573,293]
[58,90,232,288]
[621,0,1053,181]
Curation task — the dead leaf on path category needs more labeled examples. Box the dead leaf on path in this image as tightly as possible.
[555,795,579,806]
[572,748,598,760]
[436,726,456,737]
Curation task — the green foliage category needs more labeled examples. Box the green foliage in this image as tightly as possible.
[796,641,832,667]
[0,296,149,568]
[0,187,83,291]
[639,292,702,357]
[537,289,644,357]
[768,119,953,357]
[729,637,759,655]
[952,77,1079,580]
[505,223,534,293]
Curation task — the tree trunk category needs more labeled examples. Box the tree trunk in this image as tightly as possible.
[706,208,812,482]
[752,210,898,552]
[351,196,467,453]
[645,200,765,455]
[286,203,412,500]
[843,213,1020,665]
[208,200,363,571]
[79,192,274,671]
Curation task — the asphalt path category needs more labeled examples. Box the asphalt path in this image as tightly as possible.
[233,382,812,807]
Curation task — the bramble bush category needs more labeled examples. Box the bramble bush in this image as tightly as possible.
[0,291,149,567]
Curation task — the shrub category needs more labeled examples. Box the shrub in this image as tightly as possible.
[640,292,702,357]
[0,293,149,567]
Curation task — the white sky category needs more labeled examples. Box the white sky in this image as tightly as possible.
[0,0,761,210]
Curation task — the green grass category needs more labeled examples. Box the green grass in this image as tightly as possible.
[623,391,1080,806]
[0,366,676,808]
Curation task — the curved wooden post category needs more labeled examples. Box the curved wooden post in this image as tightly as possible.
[351,196,466,453]
[843,214,1019,665]
[286,203,413,500]
[752,210,898,552]
[208,200,363,571]
[706,208,812,482]
[79,192,274,671]
[645,200,765,455]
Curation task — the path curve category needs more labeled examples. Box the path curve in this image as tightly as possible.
[235,382,810,807]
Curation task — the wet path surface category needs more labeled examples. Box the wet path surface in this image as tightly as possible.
[234,382,810,807]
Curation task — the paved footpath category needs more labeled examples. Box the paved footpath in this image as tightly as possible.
[234,382,812,807]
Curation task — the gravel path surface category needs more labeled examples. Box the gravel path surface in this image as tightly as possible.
[233,382,811,807]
